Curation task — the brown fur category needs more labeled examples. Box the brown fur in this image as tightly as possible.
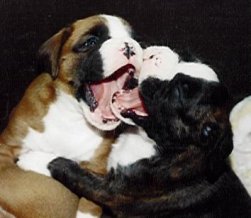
[0,15,117,218]
[0,75,81,218]
[77,136,115,217]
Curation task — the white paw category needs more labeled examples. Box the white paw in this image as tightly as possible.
[17,151,58,177]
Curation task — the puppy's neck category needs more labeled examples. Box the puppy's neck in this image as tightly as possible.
[21,90,105,161]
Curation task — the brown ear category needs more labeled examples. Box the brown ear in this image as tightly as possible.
[38,26,72,79]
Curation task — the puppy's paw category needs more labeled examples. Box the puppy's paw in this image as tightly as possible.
[48,157,80,183]
[17,151,58,176]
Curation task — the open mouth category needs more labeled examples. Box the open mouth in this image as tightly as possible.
[110,79,148,125]
[85,64,139,126]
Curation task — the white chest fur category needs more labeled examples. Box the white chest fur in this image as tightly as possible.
[17,91,104,176]
[107,127,156,170]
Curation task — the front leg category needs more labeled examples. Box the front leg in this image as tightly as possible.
[48,153,204,216]
[48,157,174,215]
[48,157,117,206]
[18,151,58,176]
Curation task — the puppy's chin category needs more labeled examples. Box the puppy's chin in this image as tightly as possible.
[80,102,121,131]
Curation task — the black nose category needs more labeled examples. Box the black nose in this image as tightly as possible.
[123,42,135,59]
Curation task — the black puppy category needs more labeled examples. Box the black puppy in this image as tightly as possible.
[49,73,251,218]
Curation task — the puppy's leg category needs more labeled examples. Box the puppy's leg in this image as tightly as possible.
[49,148,207,216]
[0,144,79,218]
[17,151,58,176]
[77,137,114,218]
[48,157,173,216]
[0,162,80,218]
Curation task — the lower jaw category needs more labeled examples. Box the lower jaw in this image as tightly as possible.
[110,100,136,126]
[78,101,120,131]
[86,110,121,131]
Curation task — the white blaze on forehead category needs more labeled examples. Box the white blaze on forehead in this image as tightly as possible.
[174,62,219,82]
[99,15,142,79]
[99,37,143,78]
[101,14,131,38]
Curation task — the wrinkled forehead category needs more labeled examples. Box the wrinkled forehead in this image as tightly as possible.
[70,15,132,44]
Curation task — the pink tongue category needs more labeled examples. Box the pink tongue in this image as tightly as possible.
[90,81,119,119]
[113,88,147,114]
[90,73,130,120]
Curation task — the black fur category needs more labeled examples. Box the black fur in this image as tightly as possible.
[72,24,110,102]
[49,73,251,217]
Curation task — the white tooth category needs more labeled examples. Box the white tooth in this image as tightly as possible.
[128,69,135,75]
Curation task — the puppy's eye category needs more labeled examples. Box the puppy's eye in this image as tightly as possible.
[200,122,219,144]
[202,125,212,137]
[75,36,99,52]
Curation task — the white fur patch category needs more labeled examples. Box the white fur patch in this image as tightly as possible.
[17,151,57,176]
[76,210,98,218]
[100,15,143,78]
[108,127,156,170]
[99,37,143,79]
[101,15,131,39]
[139,47,218,84]
[18,91,104,176]
[230,96,251,195]
[173,62,219,82]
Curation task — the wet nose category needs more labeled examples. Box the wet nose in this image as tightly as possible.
[123,42,136,59]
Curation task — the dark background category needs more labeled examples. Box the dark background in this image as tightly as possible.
[0,0,250,131]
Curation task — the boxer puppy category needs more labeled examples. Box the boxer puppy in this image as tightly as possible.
[0,14,142,218]
[49,60,251,217]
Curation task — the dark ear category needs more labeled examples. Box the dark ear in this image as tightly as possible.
[210,83,232,106]
[38,26,72,79]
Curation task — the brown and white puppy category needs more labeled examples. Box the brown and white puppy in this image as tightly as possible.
[0,14,142,218]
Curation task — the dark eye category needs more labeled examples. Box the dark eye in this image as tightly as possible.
[75,36,99,52]
[202,125,213,138]
[200,122,219,144]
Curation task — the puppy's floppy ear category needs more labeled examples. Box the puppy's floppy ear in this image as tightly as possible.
[207,125,233,180]
[210,83,232,107]
[38,26,72,79]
